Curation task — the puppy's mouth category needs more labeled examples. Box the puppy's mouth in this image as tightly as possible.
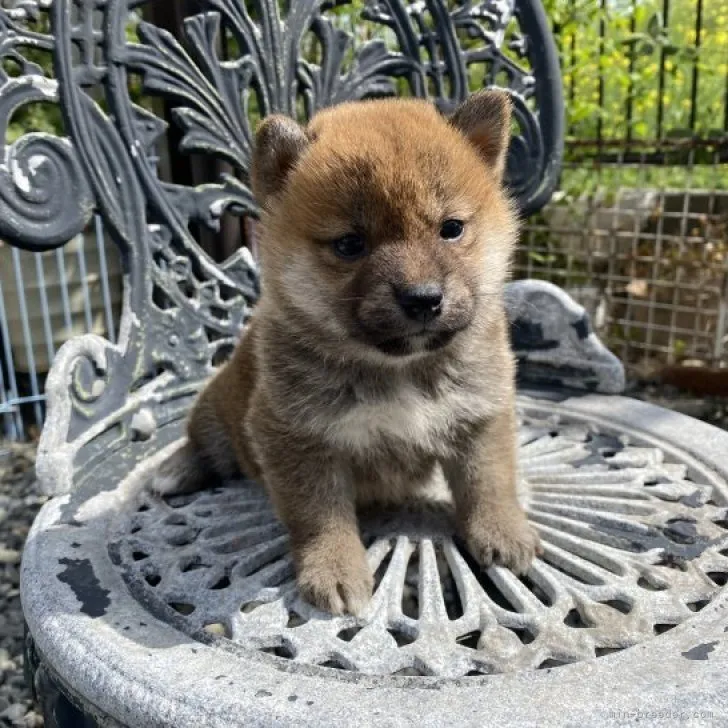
[371,328,459,357]
[351,299,473,358]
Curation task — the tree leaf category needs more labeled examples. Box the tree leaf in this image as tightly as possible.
[647,12,663,39]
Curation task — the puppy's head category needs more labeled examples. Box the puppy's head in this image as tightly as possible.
[252,91,517,362]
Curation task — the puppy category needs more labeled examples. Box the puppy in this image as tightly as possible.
[153,90,540,616]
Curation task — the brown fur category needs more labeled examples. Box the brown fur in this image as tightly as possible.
[153,91,540,616]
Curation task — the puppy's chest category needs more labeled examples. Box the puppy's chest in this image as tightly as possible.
[323,377,494,454]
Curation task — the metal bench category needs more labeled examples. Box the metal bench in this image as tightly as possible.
[2,1,727,725]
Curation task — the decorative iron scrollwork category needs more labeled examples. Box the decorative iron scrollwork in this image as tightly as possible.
[0,0,562,482]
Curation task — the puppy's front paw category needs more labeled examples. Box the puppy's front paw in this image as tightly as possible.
[460,508,541,575]
[296,540,373,617]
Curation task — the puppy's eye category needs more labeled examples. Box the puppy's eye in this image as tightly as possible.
[332,234,366,261]
[440,219,464,241]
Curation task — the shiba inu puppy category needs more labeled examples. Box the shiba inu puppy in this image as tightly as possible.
[153,90,540,616]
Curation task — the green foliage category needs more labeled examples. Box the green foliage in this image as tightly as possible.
[6,16,61,143]
[8,2,723,170]
[543,0,728,140]
[6,12,145,143]
[7,101,62,144]
[560,163,728,197]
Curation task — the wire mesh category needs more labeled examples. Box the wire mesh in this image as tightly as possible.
[0,218,123,440]
[2,0,727,439]
[517,139,728,375]
[518,0,728,376]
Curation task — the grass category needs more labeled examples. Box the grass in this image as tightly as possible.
[558,163,728,197]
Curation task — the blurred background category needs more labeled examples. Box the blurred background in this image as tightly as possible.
[518,0,728,382]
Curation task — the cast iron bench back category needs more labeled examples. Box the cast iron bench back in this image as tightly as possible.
[0,0,565,489]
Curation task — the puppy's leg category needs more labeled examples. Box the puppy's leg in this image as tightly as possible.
[254,417,372,616]
[151,389,239,496]
[151,441,210,496]
[444,407,540,574]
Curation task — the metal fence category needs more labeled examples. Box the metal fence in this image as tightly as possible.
[0,218,122,440]
[518,0,728,375]
[516,138,728,374]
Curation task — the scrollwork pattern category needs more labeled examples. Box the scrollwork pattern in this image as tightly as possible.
[0,25,94,250]
[0,0,562,487]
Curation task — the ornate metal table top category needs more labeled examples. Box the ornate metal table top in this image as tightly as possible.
[111,402,727,679]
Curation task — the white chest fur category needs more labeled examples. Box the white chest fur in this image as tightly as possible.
[322,379,498,454]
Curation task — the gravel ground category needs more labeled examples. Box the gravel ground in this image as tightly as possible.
[0,444,45,728]
[0,384,726,726]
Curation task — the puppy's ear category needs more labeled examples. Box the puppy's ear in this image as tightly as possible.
[450,89,512,180]
[251,115,309,207]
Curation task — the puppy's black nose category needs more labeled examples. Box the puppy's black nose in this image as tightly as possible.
[395,283,444,322]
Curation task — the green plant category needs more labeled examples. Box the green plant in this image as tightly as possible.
[6,12,147,144]
[543,0,728,140]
